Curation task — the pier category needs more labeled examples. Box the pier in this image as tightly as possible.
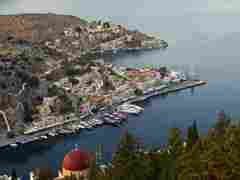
[127,80,207,104]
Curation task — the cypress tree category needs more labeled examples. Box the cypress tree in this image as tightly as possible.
[187,120,199,149]
[11,168,17,180]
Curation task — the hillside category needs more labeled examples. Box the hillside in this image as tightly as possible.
[0,13,87,43]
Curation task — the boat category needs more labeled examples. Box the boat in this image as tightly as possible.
[48,132,56,137]
[122,104,144,111]
[118,108,140,114]
[104,113,115,118]
[118,104,141,114]
[79,121,93,130]
[112,112,128,120]
[33,137,40,141]
[40,135,48,139]
[103,117,119,127]
[78,125,85,129]
[92,119,103,126]
[9,143,18,148]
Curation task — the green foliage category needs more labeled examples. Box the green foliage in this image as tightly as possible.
[134,88,143,96]
[168,128,183,157]
[60,94,74,114]
[87,158,102,180]
[48,85,64,97]
[159,66,168,77]
[68,77,79,85]
[186,120,199,150]
[103,22,111,29]
[65,64,81,77]
[11,168,17,180]
[112,132,152,180]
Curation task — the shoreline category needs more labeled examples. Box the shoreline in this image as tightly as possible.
[0,80,207,150]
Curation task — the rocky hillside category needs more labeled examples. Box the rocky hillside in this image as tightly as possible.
[0,13,87,43]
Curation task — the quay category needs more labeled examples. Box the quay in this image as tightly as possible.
[0,80,206,150]
[126,80,207,104]
[89,43,167,56]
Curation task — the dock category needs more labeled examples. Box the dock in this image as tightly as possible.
[127,80,207,104]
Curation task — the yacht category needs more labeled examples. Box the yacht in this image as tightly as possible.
[118,104,142,114]
[118,108,140,114]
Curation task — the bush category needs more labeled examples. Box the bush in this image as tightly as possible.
[48,85,58,97]
[134,88,143,96]
[69,77,79,85]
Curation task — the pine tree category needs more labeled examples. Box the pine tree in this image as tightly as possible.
[112,131,152,180]
[11,168,17,180]
[168,128,183,157]
[187,120,199,149]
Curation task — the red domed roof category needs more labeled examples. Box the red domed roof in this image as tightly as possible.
[63,149,93,171]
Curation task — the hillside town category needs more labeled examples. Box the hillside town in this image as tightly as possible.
[0,14,170,140]
[0,14,206,155]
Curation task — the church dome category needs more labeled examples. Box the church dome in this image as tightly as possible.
[62,148,93,172]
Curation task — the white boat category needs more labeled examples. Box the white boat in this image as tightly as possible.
[124,104,144,111]
[120,109,140,114]
[40,135,48,139]
[10,143,18,148]
[48,132,56,137]
[118,107,141,114]
[78,125,85,129]
[92,119,103,125]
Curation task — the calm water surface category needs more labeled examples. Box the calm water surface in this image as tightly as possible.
[0,0,240,177]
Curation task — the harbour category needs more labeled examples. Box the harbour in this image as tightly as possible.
[0,80,206,150]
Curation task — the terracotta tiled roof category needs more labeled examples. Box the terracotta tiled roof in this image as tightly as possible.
[62,149,93,171]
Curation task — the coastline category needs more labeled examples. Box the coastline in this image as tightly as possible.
[0,80,207,150]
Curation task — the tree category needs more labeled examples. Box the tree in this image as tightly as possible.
[159,66,168,78]
[35,168,54,180]
[59,94,74,114]
[88,158,101,180]
[11,168,17,180]
[186,120,199,149]
[134,88,143,96]
[168,128,183,157]
[111,132,153,180]
[214,110,231,136]
[29,76,40,88]
[68,77,79,85]
[103,22,110,29]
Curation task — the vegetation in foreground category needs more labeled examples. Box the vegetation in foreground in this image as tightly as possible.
[32,110,240,180]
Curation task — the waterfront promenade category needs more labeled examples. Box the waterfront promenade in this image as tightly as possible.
[0,80,207,149]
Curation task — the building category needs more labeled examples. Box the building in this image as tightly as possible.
[56,148,94,179]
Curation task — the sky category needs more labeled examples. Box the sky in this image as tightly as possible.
[1,0,240,16]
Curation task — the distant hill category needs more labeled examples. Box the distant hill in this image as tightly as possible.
[0,13,87,43]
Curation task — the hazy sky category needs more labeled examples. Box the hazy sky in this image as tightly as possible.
[1,0,240,16]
